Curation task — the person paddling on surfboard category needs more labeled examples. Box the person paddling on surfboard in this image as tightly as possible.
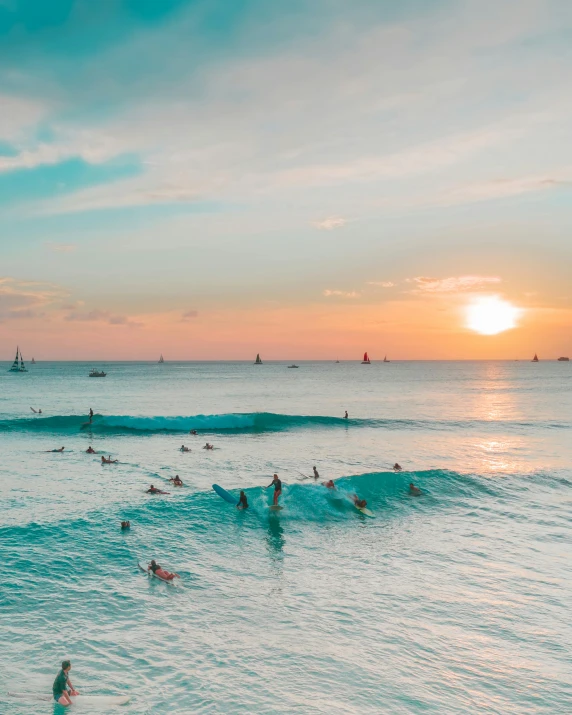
[180,445,191,452]
[265,474,282,506]
[146,485,169,494]
[203,443,214,450]
[409,483,421,496]
[350,493,368,509]
[323,479,335,489]
[101,455,118,464]
[169,475,184,486]
[46,446,65,452]
[148,559,179,580]
[52,659,78,706]
[237,490,248,509]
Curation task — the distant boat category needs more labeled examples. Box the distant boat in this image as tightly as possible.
[335,359,340,363]
[158,354,164,364]
[532,354,539,362]
[89,369,107,377]
[361,352,371,364]
[31,357,36,364]
[254,353,262,365]
[288,364,299,368]
[383,355,390,363]
[8,346,27,373]
[557,356,569,361]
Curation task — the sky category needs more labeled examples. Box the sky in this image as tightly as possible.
[1,0,572,360]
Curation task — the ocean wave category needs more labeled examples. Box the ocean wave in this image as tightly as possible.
[0,411,570,435]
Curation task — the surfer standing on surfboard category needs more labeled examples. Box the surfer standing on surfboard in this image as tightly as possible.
[52,659,78,706]
[237,490,248,509]
[265,474,282,506]
[88,408,93,423]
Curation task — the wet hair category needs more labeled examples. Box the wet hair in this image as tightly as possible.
[62,660,71,670]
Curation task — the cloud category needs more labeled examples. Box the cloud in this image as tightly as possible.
[411,275,501,293]
[0,276,68,320]
[312,217,346,230]
[46,243,77,253]
[368,281,395,288]
[64,309,142,327]
[323,289,360,298]
[181,310,199,321]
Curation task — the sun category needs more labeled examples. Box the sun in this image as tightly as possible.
[465,296,522,335]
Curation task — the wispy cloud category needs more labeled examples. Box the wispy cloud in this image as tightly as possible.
[368,281,395,288]
[181,310,199,321]
[64,309,142,327]
[323,289,360,298]
[312,217,346,230]
[410,275,501,293]
[0,276,68,320]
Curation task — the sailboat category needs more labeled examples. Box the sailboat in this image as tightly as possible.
[383,356,390,363]
[158,354,164,364]
[8,346,27,373]
[532,353,539,362]
[254,353,262,365]
[361,352,371,364]
[31,357,36,364]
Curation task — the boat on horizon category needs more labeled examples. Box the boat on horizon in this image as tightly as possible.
[557,356,569,361]
[383,355,389,363]
[8,347,27,373]
[532,353,539,362]
[89,369,107,377]
[158,354,164,364]
[254,353,262,365]
[361,352,371,364]
[288,364,299,368]
[31,357,36,364]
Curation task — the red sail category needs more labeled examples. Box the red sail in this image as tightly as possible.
[363,352,368,362]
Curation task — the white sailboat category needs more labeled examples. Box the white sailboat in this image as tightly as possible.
[8,347,27,373]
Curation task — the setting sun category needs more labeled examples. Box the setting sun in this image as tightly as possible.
[465,296,522,335]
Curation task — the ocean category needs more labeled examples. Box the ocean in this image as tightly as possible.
[0,360,570,714]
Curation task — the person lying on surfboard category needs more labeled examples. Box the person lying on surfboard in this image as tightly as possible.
[190,429,197,435]
[146,485,169,494]
[180,445,191,452]
[312,466,319,479]
[46,446,65,452]
[148,560,179,580]
[409,483,422,496]
[323,479,335,489]
[203,443,214,450]
[265,474,282,506]
[237,490,248,509]
[169,475,184,486]
[101,455,118,464]
[52,659,78,706]
[393,463,402,471]
[350,493,368,509]
[86,446,96,454]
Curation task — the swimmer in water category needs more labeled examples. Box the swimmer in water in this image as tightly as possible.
[46,447,65,452]
[101,455,118,464]
[312,466,319,479]
[409,483,421,496]
[323,479,335,489]
[203,443,214,450]
[237,490,248,509]
[393,463,402,471]
[121,521,130,529]
[190,429,197,435]
[86,446,95,454]
[169,475,184,487]
[180,445,191,452]
[148,560,179,580]
[146,485,169,494]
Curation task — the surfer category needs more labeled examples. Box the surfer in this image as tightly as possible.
[350,493,368,509]
[86,446,96,454]
[203,443,214,450]
[180,445,191,452]
[265,474,282,506]
[148,559,179,580]
[89,408,94,423]
[101,455,118,464]
[52,659,78,706]
[323,479,335,489]
[147,485,169,494]
[30,407,42,414]
[393,463,402,471]
[312,466,320,479]
[237,490,248,509]
[46,447,65,452]
[169,475,184,487]
[344,410,348,419]
[409,483,422,496]
[121,521,130,529]
[190,429,197,435]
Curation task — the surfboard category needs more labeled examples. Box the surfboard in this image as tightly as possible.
[269,505,283,511]
[354,505,375,518]
[212,483,237,504]
[8,692,130,706]
[138,562,176,583]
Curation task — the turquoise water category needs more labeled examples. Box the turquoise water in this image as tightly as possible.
[1,361,570,714]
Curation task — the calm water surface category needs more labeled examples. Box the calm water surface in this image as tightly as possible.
[0,361,570,713]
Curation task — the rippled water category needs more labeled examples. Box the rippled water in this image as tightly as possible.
[1,361,570,713]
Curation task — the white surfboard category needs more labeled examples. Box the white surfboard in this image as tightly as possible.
[8,692,130,706]
[269,505,283,511]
